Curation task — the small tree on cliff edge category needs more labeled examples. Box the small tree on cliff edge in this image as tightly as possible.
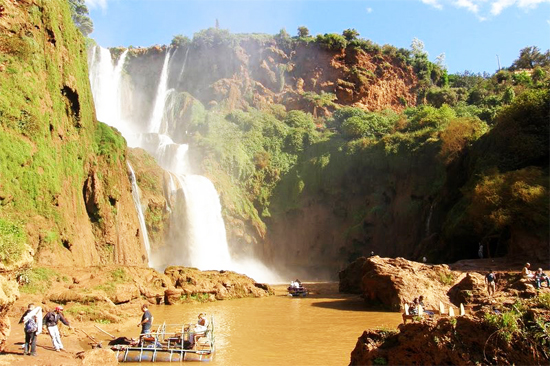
[297,26,310,38]
[343,29,359,41]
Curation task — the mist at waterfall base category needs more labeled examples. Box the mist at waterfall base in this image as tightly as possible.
[89,46,283,284]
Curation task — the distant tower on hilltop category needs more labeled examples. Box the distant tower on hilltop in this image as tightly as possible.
[215,19,220,29]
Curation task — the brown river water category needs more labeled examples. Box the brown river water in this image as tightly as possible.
[122,283,401,366]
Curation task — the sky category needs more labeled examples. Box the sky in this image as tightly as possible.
[85,0,550,74]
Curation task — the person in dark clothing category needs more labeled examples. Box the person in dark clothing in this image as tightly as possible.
[137,304,153,344]
[43,306,71,351]
[485,269,496,296]
[19,304,37,356]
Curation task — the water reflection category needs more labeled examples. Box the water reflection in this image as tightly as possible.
[123,283,401,365]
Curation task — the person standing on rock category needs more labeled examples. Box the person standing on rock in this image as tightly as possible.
[137,304,153,343]
[43,306,71,352]
[485,269,496,296]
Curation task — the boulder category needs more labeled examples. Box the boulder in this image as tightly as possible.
[447,272,486,306]
[357,256,457,310]
[164,288,183,305]
[81,348,118,366]
[110,283,140,304]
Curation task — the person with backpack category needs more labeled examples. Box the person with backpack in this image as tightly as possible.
[20,304,43,356]
[23,315,38,356]
[43,306,71,352]
[485,269,496,296]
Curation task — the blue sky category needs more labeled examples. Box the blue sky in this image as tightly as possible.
[86,0,550,74]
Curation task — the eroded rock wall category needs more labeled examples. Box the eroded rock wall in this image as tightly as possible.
[0,0,147,267]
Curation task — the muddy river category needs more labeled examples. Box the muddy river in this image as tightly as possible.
[120,283,401,365]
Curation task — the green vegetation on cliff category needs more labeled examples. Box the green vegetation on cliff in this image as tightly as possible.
[156,29,549,264]
[0,0,133,266]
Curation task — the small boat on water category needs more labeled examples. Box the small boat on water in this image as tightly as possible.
[288,280,308,297]
[112,317,215,362]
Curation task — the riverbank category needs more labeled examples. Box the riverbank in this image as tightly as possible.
[2,265,274,365]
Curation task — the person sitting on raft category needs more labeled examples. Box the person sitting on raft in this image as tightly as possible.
[189,313,208,348]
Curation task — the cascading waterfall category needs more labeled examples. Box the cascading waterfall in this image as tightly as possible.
[127,162,152,264]
[89,47,128,126]
[149,50,172,134]
[178,47,190,83]
[89,46,282,283]
[88,46,153,262]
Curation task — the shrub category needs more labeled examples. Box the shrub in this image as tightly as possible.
[284,110,315,130]
[19,267,59,294]
[405,104,456,130]
[171,34,190,47]
[468,167,548,234]
[93,122,126,163]
[0,218,27,265]
[439,117,487,163]
[341,112,395,139]
[315,33,347,51]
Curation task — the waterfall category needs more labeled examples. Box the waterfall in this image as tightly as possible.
[178,47,190,83]
[89,46,282,283]
[127,162,152,265]
[149,50,172,134]
[89,47,128,126]
[88,46,152,262]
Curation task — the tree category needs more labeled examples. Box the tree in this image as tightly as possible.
[510,46,550,70]
[342,28,359,41]
[67,0,93,36]
[297,26,310,38]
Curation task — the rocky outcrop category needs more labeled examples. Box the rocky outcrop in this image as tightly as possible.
[339,256,458,311]
[350,316,542,366]
[127,148,170,252]
[164,266,274,303]
[345,257,550,365]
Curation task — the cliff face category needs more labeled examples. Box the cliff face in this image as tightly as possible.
[121,37,417,137]
[0,0,147,269]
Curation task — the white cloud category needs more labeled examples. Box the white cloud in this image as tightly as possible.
[490,0,516,15]
[454,0,480,13]
[366,7,373,13]
[418,0,550,18]
[85,0,108,10]
[421,0,444,9]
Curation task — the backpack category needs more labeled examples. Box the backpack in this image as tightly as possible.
[25,318,38,333]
